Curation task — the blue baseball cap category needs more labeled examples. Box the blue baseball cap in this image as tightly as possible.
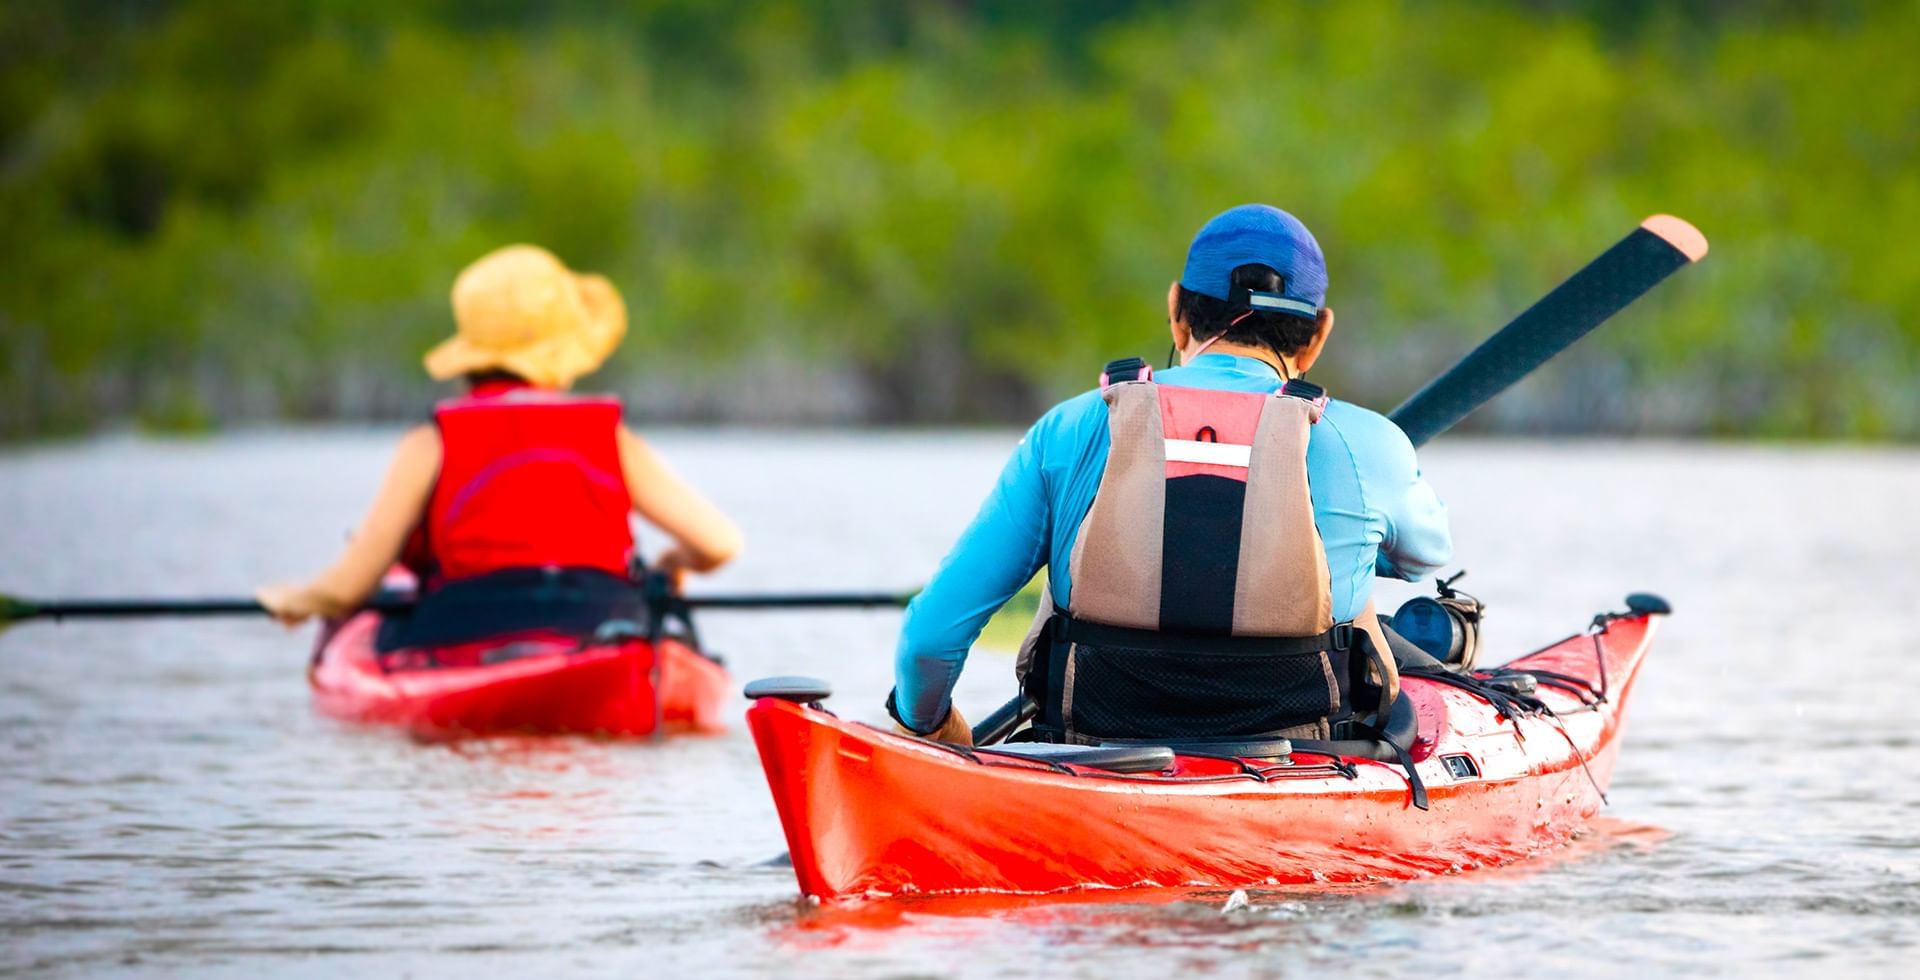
[1179,204,1327,317]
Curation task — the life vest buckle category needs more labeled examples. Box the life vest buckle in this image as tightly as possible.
[1329,622,1355,651]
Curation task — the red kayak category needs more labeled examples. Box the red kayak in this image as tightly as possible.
[749,599,1662,901]
[310,610,732,739]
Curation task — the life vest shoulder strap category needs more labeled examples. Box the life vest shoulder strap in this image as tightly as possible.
[1099,357,1153,389]
[1279,378,1330,423]
[1098,355,1331,421]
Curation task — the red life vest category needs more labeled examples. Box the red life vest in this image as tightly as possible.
[404,381,635,585]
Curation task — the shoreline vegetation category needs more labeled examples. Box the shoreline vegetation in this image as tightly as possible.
[2,1,1914,441]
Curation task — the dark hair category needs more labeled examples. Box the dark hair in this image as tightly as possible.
[1175,264,1320,357]
[463,368,529,386]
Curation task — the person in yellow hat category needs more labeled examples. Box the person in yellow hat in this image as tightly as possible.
[257,245,742,634]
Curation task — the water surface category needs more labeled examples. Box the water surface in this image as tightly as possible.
[3,432,1917,976]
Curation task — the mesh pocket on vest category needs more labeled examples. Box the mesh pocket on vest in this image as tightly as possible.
[1065,642,1349,740]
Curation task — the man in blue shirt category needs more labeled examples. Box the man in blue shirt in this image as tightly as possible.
[890,204,1453,744]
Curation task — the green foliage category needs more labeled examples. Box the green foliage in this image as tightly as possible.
[0,0,1913,439]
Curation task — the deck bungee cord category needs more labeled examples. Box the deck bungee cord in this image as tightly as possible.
[1396,595,1670,808]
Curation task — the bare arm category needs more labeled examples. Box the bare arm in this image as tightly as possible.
[617,426,743,575]
[257,426,442,624]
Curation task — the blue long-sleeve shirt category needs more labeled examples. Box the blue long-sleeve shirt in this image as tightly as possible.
[894,353,1453,732]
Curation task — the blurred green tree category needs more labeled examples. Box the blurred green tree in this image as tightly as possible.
[0,0,1912,439]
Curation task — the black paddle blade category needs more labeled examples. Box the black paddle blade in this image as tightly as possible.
[1388,215,1708,448]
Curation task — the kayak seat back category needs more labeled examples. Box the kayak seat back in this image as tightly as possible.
[977,742,1175,774]
[1049,683,1417,764]
[1293,688,1419,763]
[1102,735,1294,760]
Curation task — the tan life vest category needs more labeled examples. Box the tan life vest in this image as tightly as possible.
[1017,359,1399,745]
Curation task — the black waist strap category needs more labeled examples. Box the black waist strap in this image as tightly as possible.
[1057,614,1353,657]
[375,567,643,652]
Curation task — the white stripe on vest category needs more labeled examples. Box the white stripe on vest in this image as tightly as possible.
[1163,438,1253,467]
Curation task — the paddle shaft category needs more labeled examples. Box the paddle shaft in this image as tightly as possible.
[676,593,911,609]
[4,594,411,622]
[1,589,910,624]
[18,598,268,619]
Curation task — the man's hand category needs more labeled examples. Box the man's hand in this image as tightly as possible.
[894,705,973,746]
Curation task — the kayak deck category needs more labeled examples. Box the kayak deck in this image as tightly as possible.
[310,611,732,739]
[749,610,1658,900]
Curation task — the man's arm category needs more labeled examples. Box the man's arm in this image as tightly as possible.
[891,423,1054,734]
[1363,418,1453,581]
[1377,475,1451,581]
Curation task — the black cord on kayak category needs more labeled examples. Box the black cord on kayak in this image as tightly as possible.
[1342,715,1428,811]
[1390,736,1429,811]
[1585,612,1621,702]
[1524,673,1602,707]
[1400,665,1551,722]
[1541,705,1610,807]
[1409,664,1610,808]
[920,736,1361,785]
[1591,632,1610,702]
[924,739,1081,777]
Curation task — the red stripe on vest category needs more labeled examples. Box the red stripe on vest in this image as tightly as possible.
[406,384,635,584]
[1157,386,1265,481]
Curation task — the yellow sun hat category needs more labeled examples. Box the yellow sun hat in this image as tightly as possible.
[423,245,627,389]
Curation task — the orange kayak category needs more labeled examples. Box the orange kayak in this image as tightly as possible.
[749,600,1661,900]
[309,610,732,739]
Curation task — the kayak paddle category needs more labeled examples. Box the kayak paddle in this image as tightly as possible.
[968,213,1709,744]
[1388,214,1709,448]
[0,589,914,627]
